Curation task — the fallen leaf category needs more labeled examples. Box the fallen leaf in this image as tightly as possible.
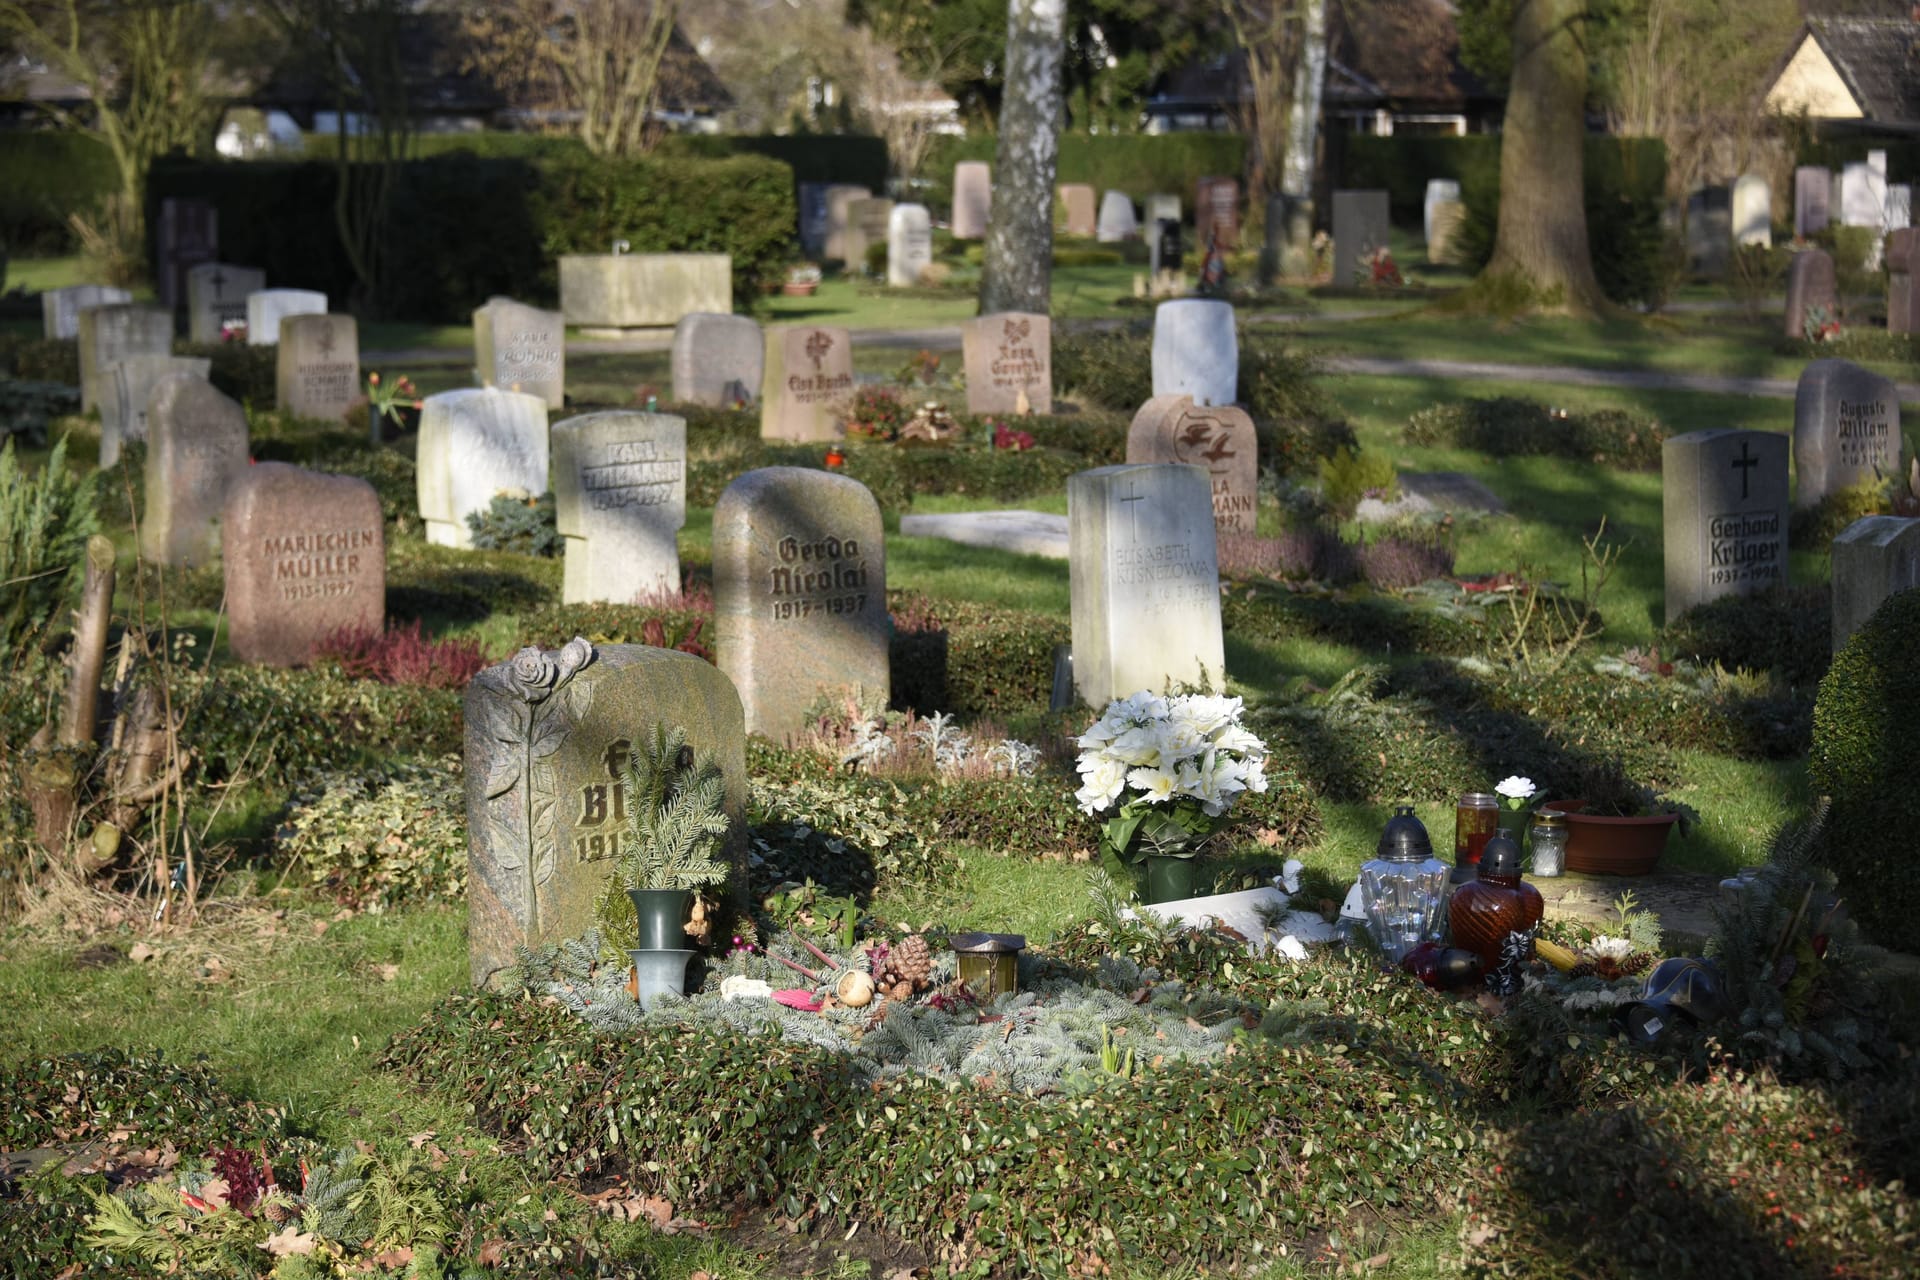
[375,963,399,983]
[1463,1223,1498,1247]
[260,1226,317,1257]
[543,1209,557,1222]
[312,920,329,936]
[407,1131,436,1149]
[332,908,354,921]
[1366,1252,1390,1268]
[371,1246,413,1267]
[1253,827,1282,848]
[199,1177,232,1210]
[477,1239,505,1266]
[129,942,155,963]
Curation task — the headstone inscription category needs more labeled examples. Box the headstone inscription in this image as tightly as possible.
[886,204,934,286]
[1662,429,1788,621]
[473,297,565,408]
[844,197,895,272]
[102,354,211,467]
[186,264,266,344]
[713,467,889,740]
[670,312,763,406]
[140,374,249,568]
[462,639,748,989]
[1150,299,1237,407]
[760,326,854,442]
[1423,179,1461,245]
[823,185,871,263]
[77,303,171,414]
[1067,463,1226,708]
[42,285,131,340]
[245,289,327,347]
[1783,249,1838,340]
[1058,184,1097,236]
[552,411,686,604]
[1890,229,1920,336]
[156,197,217,310]
[963,312,1052,415]
[1331,190,1391,284]
[1830,516,1920,652]
[1097,191,1138,242]
[1794,166,1831,235]
[276,314,360,422]
[223,462,384,666]
[1793,359,1899,507]
[952,162,992,239]
[1733,174,1771,247]
[1126,396,1259,534]
[416,387,551,548]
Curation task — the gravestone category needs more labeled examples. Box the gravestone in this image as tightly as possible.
[823,184,871,263]
[76,303,171,413]
[417,387,552,548]
[1889,229,1919,335]
[1831,517,1920,651]
[1841,162,1885,228]
[140,374,249,567]
[276,314,360,422]
[553,411,686,604]
[1059,184,1097,236]
[186,264,265,344]
[1685,187,1731,276]
[1888,184,1913,231]
[1795,166,1831,236]
[713,467,889,739]
[1733,174,1771,247]
[1198,177,1240,249]
[963,312,1052,415]
[102,354,211,468]
[1150,299,1237,407]
[156,198,217,310]
[844,197,895,272]
[473,296,565,408]
[1067,463,1226,707]
[1783,249,1838,340]
[798,182,830,256]
[1428,200,1467,265]
[1097,191,1138,243]
[898,509,1068,559]
[1423,179,1461,244]
[670,312,763,406]
[1143,194,1181,232]
[558,254,730,331]
[42,285,130,340]
[1151,219,1184,276]
[245,289,327,346]
[462,639,748,989]
[1662,429,1788,621]
[223,462,384,666]
[952,162,992,239]
[1793,359,1899,507]
[886,204,934,286]
[1127,396,1259,534]
[760,326,854,442]
[1331,190,1391,284]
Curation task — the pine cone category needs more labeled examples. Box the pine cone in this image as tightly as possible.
[1621,953,1653,976]
[1569,962,1597,980]
[261,1198,296,1225]
[888,934,933,991]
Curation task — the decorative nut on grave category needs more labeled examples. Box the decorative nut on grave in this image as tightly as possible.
[837,970,876,1008]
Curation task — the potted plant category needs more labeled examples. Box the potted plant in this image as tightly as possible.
[1493,774,1542,841]
[1074,691,1270,904]
[365,370,421,443]
[784,263,822,297]
[597,724,732,1006]
[1542,791,1698,876]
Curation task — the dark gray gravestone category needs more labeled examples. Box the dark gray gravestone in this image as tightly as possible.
[1794,166,1831,236]
[1793,359,1899,508]
[1831,516,1920,651]
[140,374,249,568]
[1662,429,1788,621]
[1889,228,1919,336]
[1331,190,1390,286]
[1783,250,1837,341]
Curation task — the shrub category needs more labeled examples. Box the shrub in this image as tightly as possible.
[0,130,118,252]
[0,335,81,385]
[0,380,81,446]
[277,756,467,910]
[305,442,421,535]
[176,340,278,409]
[385,541,559,622]
[177,665,466,780]
[1404,395,1669,469]
[887,593,1068,720]
[841,384,910,441]
[1319,445,1399,514]
[515,596,714,658]
[922,132,1248,210]
[1811,587,1920,951]
[315,618,490,689]
[1359,528,1457,589]
[1239,340,1355,474]
[753,773,955,890]
[1663,585,1831,688]
[1790,479,1891,550]
[1776,329,1920,365]
[465,491,562,557]
[1050,325,1155,412]
[0,435,100,651]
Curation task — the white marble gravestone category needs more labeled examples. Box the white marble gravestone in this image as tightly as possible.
[42,285,131,341]
[887,204,934,286]
[416,387,551,548]
[1096,191,1138,243]
[473,297,565,408]
[1423,179,1461,245]
[1150,299,1237,407]
[245,289,327,346]
[1733,174,1771,248]
[952,163,992,239]
[552,411,685,604]
[670,313,763,406]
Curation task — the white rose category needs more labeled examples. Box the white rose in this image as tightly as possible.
[1074,757,1129,814]
[1495,775,1536,801]
[1126,766,1179,804]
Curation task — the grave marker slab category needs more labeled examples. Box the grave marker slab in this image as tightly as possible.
[1058,184,1097,236]
[798,182,830,256]
[473,297,565,408]
[553,411,686,604]
[1331,190,1391,284]
[1423,179,1461,244]
[1151,218,1184,276]
[1795,166,1832,235]
[1831,516,1920,651]
[417,387,551,548]
[670,313,763,406]
[245,289,326,347]
[77,304,171,413]
[823,185,871,262]
[713,467,889,739]
[1784,249,1838,340]
[1841,162,1885,228]
[886,204,934,286]
[1793,359,1899,507]
[760,326,853,442]
[140,374,249,568]
[1686,187,1732,276]
[1662,429,1788,621]
[103,354,211,467]
[558,254,730,330]
[963,312,1052,414]
[1068,463,1225,707]
[1890,229,1920,335]
[42,285,130,340]
[844,197,895,272]
[223,462,383,666]
[1150,299,1237,407]
[1199,177,1239,249]
[1096,191,1138,242]
[156,198,217,310]
[952,162,992,239]
[1127,396,1259,534]
[1733,174,1771,247]
[186,264,265,344]
[1428,200,1467,265]
[276,314,360,422]
[463,640,748,988]
[1887,184,1913,231]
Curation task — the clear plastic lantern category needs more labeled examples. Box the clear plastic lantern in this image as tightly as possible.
[1359,805,1451,963]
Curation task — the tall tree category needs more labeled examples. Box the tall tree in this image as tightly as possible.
[979,0,1066,315]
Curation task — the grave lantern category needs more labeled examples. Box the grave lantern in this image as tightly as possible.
[1358,806,1450,963]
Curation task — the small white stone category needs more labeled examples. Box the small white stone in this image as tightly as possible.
[720,975,773,1002]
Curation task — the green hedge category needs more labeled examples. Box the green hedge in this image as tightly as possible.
[144,150,796,320]
[0,131,119,254]
[921,133,1249,217]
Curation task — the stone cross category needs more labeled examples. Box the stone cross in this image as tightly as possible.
[223,463,384,665]
[552,411,686,604]
[1662,428,1788,621]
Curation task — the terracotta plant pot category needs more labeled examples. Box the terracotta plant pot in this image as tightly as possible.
[1542,800,1678,876]
[782,281,818,296]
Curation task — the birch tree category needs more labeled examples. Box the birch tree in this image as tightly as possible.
[978,0,1066,315]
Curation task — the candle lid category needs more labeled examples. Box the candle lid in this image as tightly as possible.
[1479,834,1523,878]
[1376,805,1433,862]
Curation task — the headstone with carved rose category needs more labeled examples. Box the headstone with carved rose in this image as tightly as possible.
[962,312,1052,415]
[760,325,854,442]
[462,638,749,989]
[1126,395,1259,534]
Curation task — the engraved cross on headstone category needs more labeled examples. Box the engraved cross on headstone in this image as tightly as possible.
[1117,476,1146,543]
[1731,440,1759,500]
[209,267,227,293]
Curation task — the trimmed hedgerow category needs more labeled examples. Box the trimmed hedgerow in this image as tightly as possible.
[887,593,1069,720]
[1663,585,1831,688]
[0,334,80,385]
[177,664,466,780]
[1404,396,1669,469]
[384,541,560,623]
[1789,480,1891,552]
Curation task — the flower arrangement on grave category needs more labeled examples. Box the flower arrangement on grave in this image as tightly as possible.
[1493,774,1541,837]
[594,723,732,954]
[1356,245,1403,289]
[897,400,959,443]
[841,384,909,441]
[1803,304,1841,344]
[1074,692,1269,901]
[989,420,1036,451]
[365,371,420,426]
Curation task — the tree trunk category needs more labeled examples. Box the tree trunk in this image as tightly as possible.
[1281,0,1327,201]
[26,536,117,865]
[1482,0,1610,315]
[978,0,1065,316]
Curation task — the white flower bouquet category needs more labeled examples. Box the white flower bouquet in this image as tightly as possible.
[1074,691,1270,865]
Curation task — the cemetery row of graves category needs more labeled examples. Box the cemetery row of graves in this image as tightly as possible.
[3,174,1920,1276]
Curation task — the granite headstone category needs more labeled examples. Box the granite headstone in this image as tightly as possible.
[1783,249,1838,340]
[186,264,266,344]
[1831,517,1920,651]
[952,162,992,239]
[102,354,211,467]
[963,312,1052,415]
[276,314,360,422]
[1662,429,1789,620]
[760,326,853,442]
[140,374,249,567]
[1126,396,1259,534]
[670,313,763,406]
[1889,229,1919,335]
[1794,166,1831,236]
[155,198,217,310]
[552,411,686,604]
[1793,359,1899,507]
[42,285,130,340]
[473,297,565,408]
[223,462,384,665]
[1059,183,1097,236]
[1331,190,1391,284]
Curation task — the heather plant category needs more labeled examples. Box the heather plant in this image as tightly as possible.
[316,618,490,690]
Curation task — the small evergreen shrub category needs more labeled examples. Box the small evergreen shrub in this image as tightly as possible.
[179,665,466,780]
[886,594,1068,719]
[278,756,467,910]
[0,435,100,650]
[1790,479,1890,551]
[176,340,278,408]
[1811,587,1920,951]
[465,491,562,557]
[315,618,490,689]
[1404,395,1669,469]
[1663,585,1831,688]
[516,595,714,657]
[1318,446,1399,514]
[1051,326,1154,412]
[385,542,559,621]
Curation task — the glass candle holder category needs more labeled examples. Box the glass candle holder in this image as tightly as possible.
[1528,810,1568,877]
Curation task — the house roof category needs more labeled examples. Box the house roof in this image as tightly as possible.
[1803,17,1920,122]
